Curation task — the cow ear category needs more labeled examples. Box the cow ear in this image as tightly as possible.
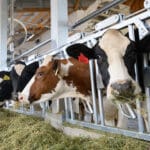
[52,60,60,75]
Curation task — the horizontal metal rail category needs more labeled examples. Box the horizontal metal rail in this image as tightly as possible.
[66,119,150,141]
[10,38,52,64]
[72,10,150,44]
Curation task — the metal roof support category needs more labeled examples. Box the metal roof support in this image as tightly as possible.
[0,0,8,70]
[50,0,68,116]
[50,0,68,50]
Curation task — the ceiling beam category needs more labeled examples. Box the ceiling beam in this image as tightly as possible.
[15,8,50,12]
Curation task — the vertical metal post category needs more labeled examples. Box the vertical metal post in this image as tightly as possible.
[0,0,8,70]
[50,0,68,116]
[41,102,46,116]
[128,25,144,132]
[9,0,15,54]
[89,60,98,124]
[143,54,150,132]
[95,60,105,125]
[68,98,74,120]
[30,104,34,114]
[64,98,69,120]
[50,0,68,48]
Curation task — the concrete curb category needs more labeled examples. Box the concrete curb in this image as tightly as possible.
[45,112,103,139]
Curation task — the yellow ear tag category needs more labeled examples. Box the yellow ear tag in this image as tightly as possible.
[3,75,10,80]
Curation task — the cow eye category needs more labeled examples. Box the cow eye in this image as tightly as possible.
[37,72,43,77]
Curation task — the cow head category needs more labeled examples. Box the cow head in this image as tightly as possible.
[99,29,141,102]
[66,29,141,103]
[28,59,60,103]
[17,61,39,92]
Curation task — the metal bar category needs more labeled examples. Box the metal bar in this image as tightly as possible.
[9,0,15,54]
[143,54,150,132]
[68,98,74,120]
[95,60,105,125]
[30,105,34,114]
[66,119,150,141]
[0,0,8,70]
[64,98,69,120]
[125,8,146,20]
[89,60,98,124]
[71,0,127,29]
[75,10,150,45]
[128,25,144,132]
[10,38,51,63]
[5,108,44,118]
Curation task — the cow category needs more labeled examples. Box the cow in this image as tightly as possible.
[19,56,92,104]
[66,30,150,130]
[0,61,39,107]
[10,61,26,99]
[0,73,12,107]
[17,61,39,92]
[66,29,142,103]
[0,61,26,107]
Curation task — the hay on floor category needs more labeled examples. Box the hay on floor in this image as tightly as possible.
[0,109,149,150]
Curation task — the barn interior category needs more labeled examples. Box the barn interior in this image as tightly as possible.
[0,0,145,67]
[0,0,150,142]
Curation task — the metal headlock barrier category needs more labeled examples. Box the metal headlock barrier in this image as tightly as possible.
[5,0,150,142]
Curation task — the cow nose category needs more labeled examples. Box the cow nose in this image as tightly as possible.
[111,80,133,94]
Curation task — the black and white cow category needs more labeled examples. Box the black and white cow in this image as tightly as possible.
[67,29,142,103]
[10,61,26,99]
[0,61,39,107]
[66,29,150,130]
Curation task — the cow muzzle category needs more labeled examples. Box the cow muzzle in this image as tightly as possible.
[110,80,136,102]
[18,93,30,104]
